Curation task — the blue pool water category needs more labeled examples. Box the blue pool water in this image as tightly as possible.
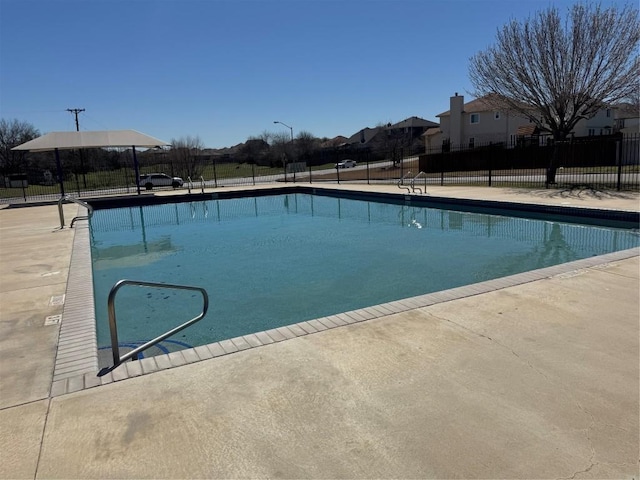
[90,193,639,351]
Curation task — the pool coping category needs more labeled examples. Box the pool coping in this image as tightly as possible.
[50,195,640,397]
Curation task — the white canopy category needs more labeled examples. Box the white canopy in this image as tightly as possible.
[12,130,170,152]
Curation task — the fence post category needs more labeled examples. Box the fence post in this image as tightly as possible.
[252,162,256,186]
[309,164,312,184]
[132,146,141,195]
[19,175,27,201]
[54,148,65,197]
[366,156,370,185]
[616,139,622,191]
[212,158,218,188]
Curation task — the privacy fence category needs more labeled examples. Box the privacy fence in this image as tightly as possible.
[2,133,638,205]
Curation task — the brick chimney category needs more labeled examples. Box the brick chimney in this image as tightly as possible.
[450,93,464,147]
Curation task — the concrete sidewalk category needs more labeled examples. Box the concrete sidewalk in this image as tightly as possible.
[0,185,638,479]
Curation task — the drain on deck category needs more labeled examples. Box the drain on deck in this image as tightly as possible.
[45,314,62,325]
[49,294,65,306]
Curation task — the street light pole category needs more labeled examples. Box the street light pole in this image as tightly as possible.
[273,120,293,142]
[274,121,294,183]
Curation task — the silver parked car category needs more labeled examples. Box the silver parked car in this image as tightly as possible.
[140,173,184,189]
[336,159,357,168]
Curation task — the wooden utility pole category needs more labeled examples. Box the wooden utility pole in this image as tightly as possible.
[67,108,86,188]
[66,108,85,131]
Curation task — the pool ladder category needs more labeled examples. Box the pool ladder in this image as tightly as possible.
[397,171,412,193]
[411,171,428,195]
[57,195,93,228]
[98,279,209,376]
[187,176,206,194]
[397,171,428,195]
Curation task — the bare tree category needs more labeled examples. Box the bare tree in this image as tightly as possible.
[258,130,273,145]
[270,131,292,167]
[239,136,269,164]
[169,135,204,179]
[0,119,40,175]
[469,2,639,182]
[376,122,403,167]
[295,130,318,162]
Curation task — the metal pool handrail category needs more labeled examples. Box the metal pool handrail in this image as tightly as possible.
[57,195,93,229]
[411,171,428,195]
[397,171,412,194]
[186,176,206,194]
[98,279,209,377]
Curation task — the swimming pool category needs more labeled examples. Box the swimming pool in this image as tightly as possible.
[89,191,640,356]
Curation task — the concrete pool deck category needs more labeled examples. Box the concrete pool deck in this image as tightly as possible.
[0,184,638,479]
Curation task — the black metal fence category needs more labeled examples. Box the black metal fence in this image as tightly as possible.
[2,134,638,205]
[417,133,639,191]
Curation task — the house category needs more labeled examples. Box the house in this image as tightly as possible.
[581,107,616,136]
[386,116,439,140]
[345,116,439,159]
[346,116,438,146]
[345,126,385,146]
[429,93,534,152]
[319,136,349,149]
[613,103,640,135]
[427,93,631,153]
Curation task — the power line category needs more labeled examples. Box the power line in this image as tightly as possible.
[82,112,110,130]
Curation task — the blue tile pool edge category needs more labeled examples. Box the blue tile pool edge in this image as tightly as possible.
[50,203,640,397]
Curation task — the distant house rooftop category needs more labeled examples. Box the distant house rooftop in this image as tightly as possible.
[438,94,523,117]
[388,116,438,129]
[422,127,441,137]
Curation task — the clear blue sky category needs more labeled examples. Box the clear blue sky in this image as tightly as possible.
[0,0,628,149]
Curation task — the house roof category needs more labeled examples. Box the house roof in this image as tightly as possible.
[422,127,442,137]
[320,136,349,148]
[437,94,515,117]
[12,130,170,152]
[388,116,438,129]
[614,102,640,119]
[516,124,539,136]
[346,127,383,145]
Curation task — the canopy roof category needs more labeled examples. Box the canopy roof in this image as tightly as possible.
[12,130,170,152]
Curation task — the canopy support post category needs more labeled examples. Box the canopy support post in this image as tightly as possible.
[55,148,65,197]
[132,145,141,195]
